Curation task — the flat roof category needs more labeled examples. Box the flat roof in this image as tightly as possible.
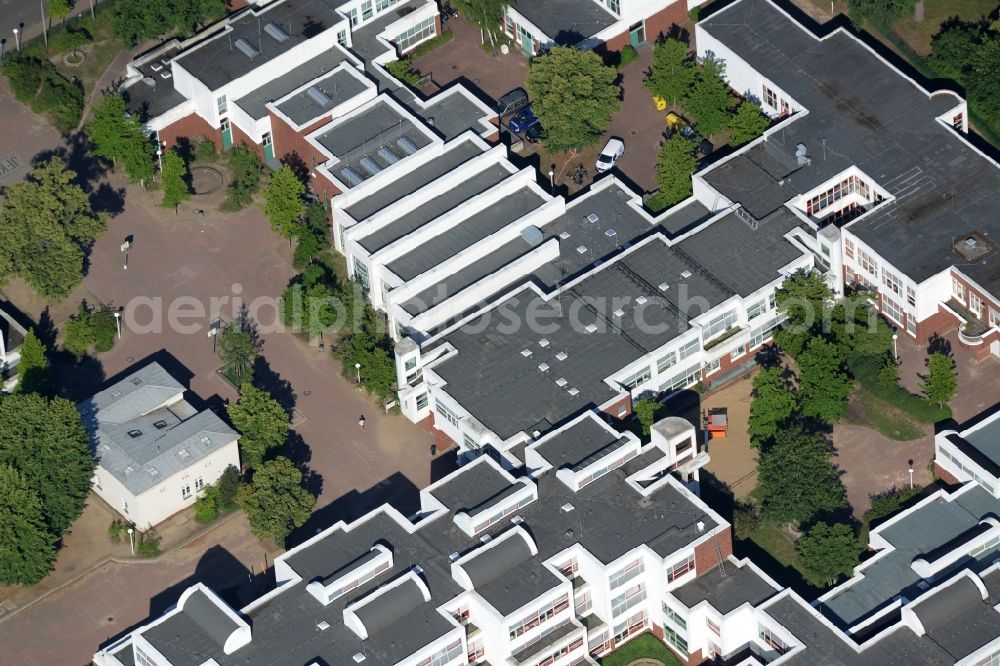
[123,58,188,121]
[700,0,1000,292]
[961,419,1000,474]
[419,92,493,141]
[386,186,547,281]
[428,461,517,514]
[344,138,485,221]
[238,49,352,121]
[673,560,778,614]
[434,236,733,439]
[174,0,345,91]
[514,0,616,44]
[359,163,513,253]
[534,415,631,472]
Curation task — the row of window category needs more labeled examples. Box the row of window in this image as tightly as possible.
[611,583,646,617]
[575,589,592,615]
[939,448,996,495]
[665,554,695,584]
[759,625,789,654]
[608,558,644,590]
[954,278,1000,327]
[576,449,638,489]
[535,636,584,666]
[435,399,459,427]
[882,296,905,328]
[396,16,435,51]
[703,309,737,339]
[804,175,873,217]
[417,639,463,666]
[472,493,534,534]
[508,594,570,639]
[328,559,392,601]
[612,610,648,645]
[761,85,790,116]
[662,602,686,630]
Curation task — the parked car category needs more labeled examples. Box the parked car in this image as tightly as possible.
[508,106,539,134]
[495,88,529,117]
[595,138,625,172]
[524,123,546,144]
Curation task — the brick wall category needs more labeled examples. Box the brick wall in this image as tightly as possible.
[915,305,959,343]
[934,462,962,486]
[644,0,688,41]
[603,394,633,420]
[231,122,263,161]
[694,525,733,574]
[267,111,340,198]
[159,112,221,152]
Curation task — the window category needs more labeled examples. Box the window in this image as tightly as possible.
[472,493,534,533]
[759,626,788,654]
[612,611,647,644]
[762,86,777,109]
[135,647,158,666]
[575,589,592,614]
[462,433,481,451]
[361,0,373,19]
[558,558,578,577]
[657,351,677,373]
[663,603,686,630]
[953,278,967,303]
[435,400,459,427]
[663,624,687,654]
[181,485,192,500]
[749,317,780,348]
[347,8,358,25]
[262,132,272,149]
[990,308,1000,329]
[609,558,644,589]
[468,637,485,662]
[858,248,877,276]
[621,366,651,390]
[704,358,720,374]
[588,629,610,656]
[883,297,904,326]
[611,583,646,617]
[508,594,569,639]
[747,300,766,320]
[417,639,463,666]
[194,477,204,491]
[415,392,428,411]
[706,618,720,635]
[953,113,964,129]
[702,310,737,339]
[906,285,916,307]
[337,29,347,45]
[970,292,984,318]
[907,316,917,336]
[216,95,227,114]
[153,419,168,429]
[606,0,620,13]
[353,257,370,291]
[730,346,745,361]
[882,268,903,296]
[452,605,471,624]
[844,236,855,259]
[396,16,435,51]
[678,338,700,360]
[666,554,695,583]
[375,0,396,11]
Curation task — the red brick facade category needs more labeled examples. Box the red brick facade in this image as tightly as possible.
[603,394,633,421]
[934,462,962,486]
[230,122,263,161]
[603,0,688,52]
[946,271,1000,358]
[159,112,222,152]
[694,525,734,575]
[915,304,960,344]
[267,111,341,199]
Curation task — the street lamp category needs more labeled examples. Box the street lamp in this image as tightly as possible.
[355,362,361,384]
[156,148,163,173]
[907,459,914,490]
[113,310,122,340]
[892,333,898,361]
[40,0,47,49]
[548,168,554,189]
[120,237,131,270]
[127,527,135,556]
[208,321,220,353]
[12,28,21,52]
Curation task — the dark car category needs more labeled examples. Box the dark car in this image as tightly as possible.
[509,106,539,134]
[524,123,546,144]
[494,88,529,117]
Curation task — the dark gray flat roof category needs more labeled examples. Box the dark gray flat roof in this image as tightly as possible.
[673,561,777,614]
[174,0,344,90]
[514,0,616,44]
[435,237,732,439]
[123,71,187,121]
[238,49,351,121]
[475,555,563,616]
[344,138,486,221]
[701,0,1000,292]
[353,578,426,636]
[429,461,518,514]
[962,419,1000,473]
[142,609,221,666]
[420,93,492,141]
[359,164,512,253]
[534,415,630,472]
[386,186,547,281]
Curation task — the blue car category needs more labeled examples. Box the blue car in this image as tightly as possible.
[508,106,539,134]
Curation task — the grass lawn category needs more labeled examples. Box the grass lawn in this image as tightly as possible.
[600,633,681,666]
[844,390,926,441]
[892,0,997,56]
[748,521,798,568]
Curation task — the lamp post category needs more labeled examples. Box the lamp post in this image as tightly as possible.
[548,168,554,189]
[39,0,47,49]
[89,0,95,22]
[355,362,361,384]
[892,333,898,361]
[13,28,21,52]
[907,459,914,490]
[113,310,122,340]
[127,527,135,556]
[208,322,220,353]
[156,148,163,173]
[120,238,131,270]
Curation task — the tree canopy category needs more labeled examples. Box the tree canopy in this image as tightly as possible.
[218,312,262,381]
[16,330,50,395]
[747,367,796,446]
[684,56,732,136]
[0,393,94,536]
[797,337,852,423]
[757,427,847,525]
[339,308,396,400]
[729,101,769,146]
[796,522,862,585]
[526,47,621,153]
[263,166,306,240]
[161,151,191,209]
[0,464,58,586]
[280,263,339,338]
[226,384,290,468]
[634,397,663,436]
[452,0,509,48]
[237,456,316,545]
[0,159,104,300]
[652,134,697,208]
[921,352,957,407]
[63,301,117,358]
[110,0,227,45]
[88,94,155,185]
[847,0,917,32]
[644,37,695,107]
[222,145,263,211]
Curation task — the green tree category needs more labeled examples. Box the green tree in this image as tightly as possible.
[796,522,861,585]
[226,384,290,468]
[634,397,661,436]
[757,427,846,525]
[172,0,227,35]
[774,270,831,358]
[0,464,58,586]
[236,456,316,545]
[526,47,621,153]
[218,313,262,381]
[88,94,155,185]
[48,0,72,23]
[63,301,117,358]
[921,352,957,407]
[3,54,44,102]
[0,159,104,300]
[293,202,331,269]
[847,0,918,32]
[1,55,82,131]
[15,330,49,395]
[280,263,339,338]
[684,56,732,136]
[653,134,696,207]
[216,465,240,511]
[161,151,190,209]
[748,366,796,446]
[263,166,306,239]
[729,101,769,147]
[797,337,852,423]
[967,35,1000,119]
[222,145,262,211]
[0,393,94,535]
[452,0,510,50]
[644,37,695,107]
[930,20,981,80]
[339,309,396,400]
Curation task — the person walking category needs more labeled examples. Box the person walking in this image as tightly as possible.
[359,415,366,431]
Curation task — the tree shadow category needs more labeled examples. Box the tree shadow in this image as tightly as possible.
[281,150,310,185]
[174,136,195,166]
[91,182,126,217]
[47,351,106,402]
[927,332,952,358]
[284,430,312,466]
[754,343,782,369]
[31,130,108,195]
[251,355,296,415]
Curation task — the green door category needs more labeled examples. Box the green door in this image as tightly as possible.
[221,118,233,150]
[263,132,274,162]
[518,26,532,55]
[629,22,645,48]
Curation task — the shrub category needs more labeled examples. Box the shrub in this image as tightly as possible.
[194,491,219,524]
[135,530,161,557]
[865,486,921,526]
[50,25,92,54]
[194,136,217,161]
[689,6,701,21]
[107,518,127,542]
[63,301,118,358]
[386,59,421,87]
[848,353,950,422]
[619,44,638,68]
[409,29,453,59]
[733,501,761,539]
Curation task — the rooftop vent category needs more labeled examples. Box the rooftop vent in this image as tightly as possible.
[160,71,172,80]
[538,338,549,347]
[576,246,588,254]
[200,436,211,445]
[584,324,598,333]
[511,516,524,525]
[538,363,549,372]
[339,167,364,187]
[564,528,574,538]
[177,448,190,459]
[234,38,260,59]
[150,62,163,72]
[613,308,625,318]
[147,467,159,477]
[605,228,617,237]
[635,296,648,305]
[353,654,367,664]
[397,136,418,155]
[532,430,541,438]
[954,232,992,262]
[697,521,705,532]
[555,378,567,387]
[306,85,333,106]
[412,564,424,575]
[555,351,568,361]
[142,76,156,87]
[449,552,460,561]
[131,377,143,385]
[559,231,571,240]
[795,143,810,167]
[124,465,135,474]
[359,156,382,177]
[317,621,330,631]
[112,390,123,397]
[521,349,532,357]
[567,388,579,396]
[127,429,142,438]
[561,503,574,512]
[658,282,670,291]
[680,270,692,279]
[521,225,544,246]
[480,534,492,544]
[264,22,290,42]
[586,213,599,224]
[377,146,399,165]
[154,420,168,430]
